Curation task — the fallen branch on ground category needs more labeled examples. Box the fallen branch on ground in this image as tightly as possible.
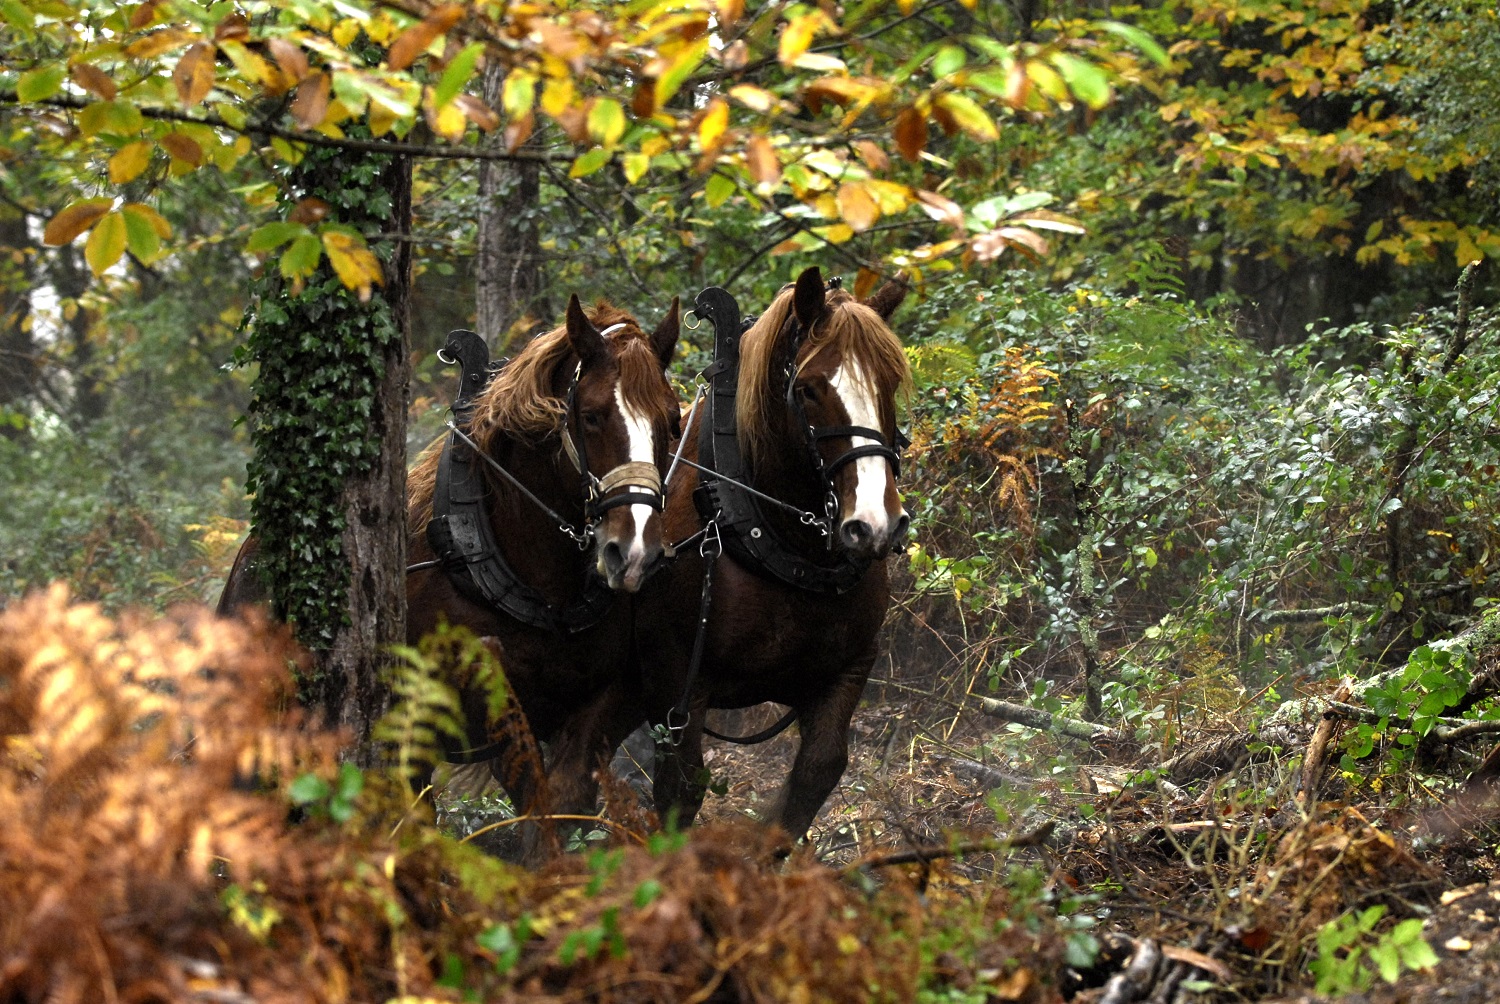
[977,698,1132,745]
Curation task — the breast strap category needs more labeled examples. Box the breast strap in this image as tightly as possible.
[424,329,613,634]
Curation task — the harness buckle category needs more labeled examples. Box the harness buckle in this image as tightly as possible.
[700,519,722,559]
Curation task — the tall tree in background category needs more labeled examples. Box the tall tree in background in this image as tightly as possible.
[475,64,545,348]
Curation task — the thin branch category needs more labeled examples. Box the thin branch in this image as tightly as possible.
[0,90,562,163]
[842,822,1055,872]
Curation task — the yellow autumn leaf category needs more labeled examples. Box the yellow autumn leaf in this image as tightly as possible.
[85,210,127,275]
[698,98,729,150]
[779,13,819,66]
[108,141,154,183]
[322,231,384,300]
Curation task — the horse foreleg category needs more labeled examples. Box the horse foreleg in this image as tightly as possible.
[473,700,560,861]
[544,684,650,825]
[768,668,867,842]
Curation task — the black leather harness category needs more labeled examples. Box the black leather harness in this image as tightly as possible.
[690,286,902,595]
[423,329,613,635]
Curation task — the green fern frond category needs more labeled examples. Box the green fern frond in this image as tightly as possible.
[905,341,978,387]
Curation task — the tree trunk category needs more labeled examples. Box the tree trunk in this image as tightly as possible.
[475,63,545,350]
[243,142,412,749]
[0,211,35,440]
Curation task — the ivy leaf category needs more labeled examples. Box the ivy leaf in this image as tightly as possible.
[43,198,114,246]
[85,210,127,275]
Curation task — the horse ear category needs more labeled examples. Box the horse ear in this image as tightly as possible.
[863,275,909,321]
[651,297,680,367]
[792,266,826,327]
[565,293,607,369]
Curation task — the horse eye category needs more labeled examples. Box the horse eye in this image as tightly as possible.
[582,411,605,431]
[797,384,819,404]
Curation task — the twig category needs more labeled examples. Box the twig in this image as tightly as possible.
[460,812,647,846]
[842,822,1054,872]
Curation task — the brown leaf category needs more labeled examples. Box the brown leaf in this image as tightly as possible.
[453,94,498,132]
[266,38,309,84]
[503,111,534,153]
[43,199,114,247]
[745,134,780,188]
[129,0,161,29]
[631,82,655,119]
[893,107,926,161]
[172,42,215,107]
[288,198,329,225]
[930,101,958,136]
[213,13,249,42]
[1006,59,1031,108]
[70,63,117,101]
[836,182,879,232]
[1158,945,1233,984]
[715,0,744,27]
[916,189,965,231]
[853,267,881,299]
[854,140,888,173]
[554,105,587,143]
[721,39,748,71]
[290,71,331,129]
[158,132,203,166]
[387,4,465,72]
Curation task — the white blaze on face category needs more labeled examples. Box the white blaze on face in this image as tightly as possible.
[614,379,658,573]
[828,358,901,537]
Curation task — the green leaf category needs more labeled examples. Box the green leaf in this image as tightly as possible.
[279,233,322,279]
[435,42,484,109]
[17,63,64,102]
[1050,53,1111,109]
[622,151,650,184]
[569,147,610,178]
[502,68,536,119]
[246,220,310,254]
[932,44,966,78]
[654,36,709,109]
[588,97,626,147]
[79,100,145,138]
[0,0,35,35]
[1097,20,1170,68]
[705,171,736,208]
[935,92,998,140]
[121,206,162,262]
[288,772,329,805]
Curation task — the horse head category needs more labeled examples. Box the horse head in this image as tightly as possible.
[748,266,911,561]
[561,294,682,592]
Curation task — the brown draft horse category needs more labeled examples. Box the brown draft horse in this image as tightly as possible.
[222,296,683,834]
[557,266,911,842]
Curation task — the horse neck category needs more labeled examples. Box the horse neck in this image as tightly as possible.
[486,432,593,598]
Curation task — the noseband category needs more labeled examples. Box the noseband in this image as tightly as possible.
[558,328,667,524]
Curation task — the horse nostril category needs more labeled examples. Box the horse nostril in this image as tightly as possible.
[893,513,911,545]
[601,540,625,578]
[839,519,873,550]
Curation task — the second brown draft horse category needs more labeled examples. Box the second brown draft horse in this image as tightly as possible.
[554,266,911,842]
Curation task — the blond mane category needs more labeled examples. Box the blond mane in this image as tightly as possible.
[736,286,910,471]
[408,302,661,530]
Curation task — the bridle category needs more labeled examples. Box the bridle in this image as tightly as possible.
[439,323,666,551]
[557,326,666,528]
[775,297,908,542]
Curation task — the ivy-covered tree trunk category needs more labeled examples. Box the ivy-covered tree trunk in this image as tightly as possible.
[244,143,412,746]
